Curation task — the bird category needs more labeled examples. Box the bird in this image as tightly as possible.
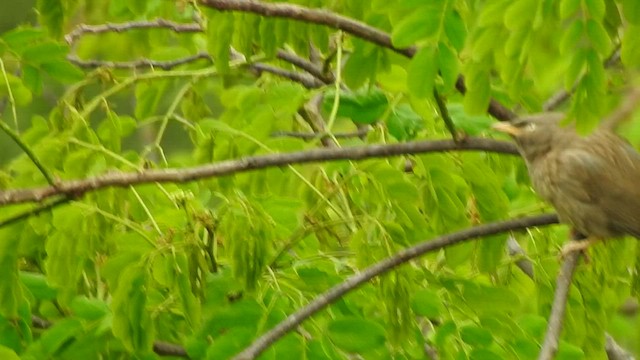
[492,108,640,255]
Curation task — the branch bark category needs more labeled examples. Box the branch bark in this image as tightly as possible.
[232,214,559,360]
[538,251,581,360]
[0,137,517,206]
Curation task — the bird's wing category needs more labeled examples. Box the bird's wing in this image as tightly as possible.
[557,144,640,238]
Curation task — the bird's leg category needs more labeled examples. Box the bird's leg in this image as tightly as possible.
[560,236,600,259]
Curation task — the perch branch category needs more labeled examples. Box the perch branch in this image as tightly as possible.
[0,138,518,206]
[506,239,632,360]
[537,251,581,360]
[232,214,559,360]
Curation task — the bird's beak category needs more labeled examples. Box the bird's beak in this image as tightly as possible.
[492,122,521,137]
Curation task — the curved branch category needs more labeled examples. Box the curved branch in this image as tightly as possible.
[538,251,581,360]
[0,137,518,206]
[232,213,559,360]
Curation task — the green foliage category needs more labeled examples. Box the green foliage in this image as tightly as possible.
[0,0,636,359]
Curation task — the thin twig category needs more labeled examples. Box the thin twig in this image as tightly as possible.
[538,251,581,360]
[67,52,212,70]
[65,18,203,45]
[0,120,57,186]
[271,127,370,140]
[0,197,71,228]
[276,50,334,84]
[0,137,518,206]
[251,63,324,88]
[506,236,534,279]
[232,214,559,360]
[433,88,460,142]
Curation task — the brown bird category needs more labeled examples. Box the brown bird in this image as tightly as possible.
[493,111,640,254]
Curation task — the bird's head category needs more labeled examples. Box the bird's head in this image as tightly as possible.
[492,112,575,162]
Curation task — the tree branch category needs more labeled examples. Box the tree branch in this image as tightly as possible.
[538,251,581,360]
[232,213,559,360]
[67,52,212,70]
[276,49,335,84]
[506,239,632,360]
[65,18,203,45]
[0,137,518,206]
[251,63,324,88]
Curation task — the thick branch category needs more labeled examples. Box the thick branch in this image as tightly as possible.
[538,251,581,360]
[200,0,414,57]
[232,214,559,360]
[0,137,518,206]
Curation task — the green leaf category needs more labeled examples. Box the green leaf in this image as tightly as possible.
[111,265,154,352]
[322,88,388,124]
[621,25,640,65]
[556,341,586,360]
[20,272,57,301]
[21,42,67,64]
[343,40,379,89]
[461,283,520,313]
[40,61,84,83]
[392,5,442,47]
[1,27,45,52]
[622,0,640,24]
[0,72,32,106]
[565,50,586,90]
[327,318,386,352]
[39,318,83,356]
[37,0,64,38]
[438,42,459,91]
[469,348,503,360]
[207,12,234,74]
[0,227,23,318]
[386,104,424,141]
[586,19,611,55]
[584,0,606,20]
[560,0,581,18]
[460,325,493,347]
[504,0,536,30]
[411,288,444,318]
[463,65,491,115]
[444,11,467,51]
[560,21,584,55]
[407,45,438,98]
[127,0,147,15]
[70,296,109,321]
[0,346,19,360]
[22,64,42,95]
